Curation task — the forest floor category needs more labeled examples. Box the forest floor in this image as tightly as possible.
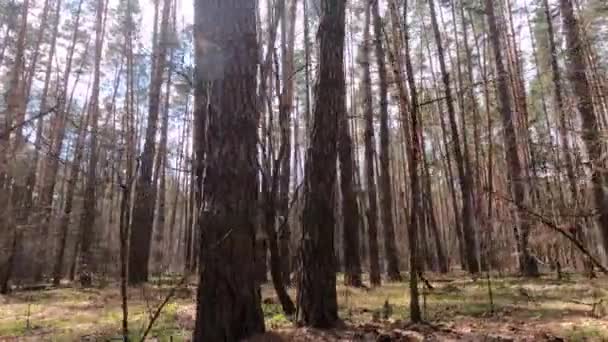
[0,273,607,341]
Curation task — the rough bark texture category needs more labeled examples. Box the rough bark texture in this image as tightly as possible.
[486,0,539,277]
[372,0,401,281]
[361,1,381,287]
[129,0,171,284]
[297,0,345,328]
[192,0,265,340]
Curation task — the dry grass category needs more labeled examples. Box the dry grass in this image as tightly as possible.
[0,273,606,341]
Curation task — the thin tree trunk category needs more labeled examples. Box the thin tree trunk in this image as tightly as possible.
[52,94,91,286]
[361,1,381,287]
[278,0,298,285]
[372,0,401,281]
[402,0,421,322]
[485,0,539,277]
[129,0,172,284]
[77,0,107,286]
[428,0,479,274]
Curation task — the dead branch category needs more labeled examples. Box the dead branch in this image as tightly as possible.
[487,189,608,275]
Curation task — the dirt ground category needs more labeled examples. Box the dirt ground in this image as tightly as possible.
[1,273,607,341]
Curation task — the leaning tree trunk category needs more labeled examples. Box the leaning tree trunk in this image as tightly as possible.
[192,0,265,340]
[486,0,539,277]
[129,0,171,284]
[297,0,345,328]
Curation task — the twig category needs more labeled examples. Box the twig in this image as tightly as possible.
[0,105,58,139]
[139,275,188,342]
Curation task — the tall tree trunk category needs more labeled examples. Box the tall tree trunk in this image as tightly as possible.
[52,98,90,286]
[39,0,83,264]
[152,46,173,275]
[32,0,63,281]
[402,0,421,322]
[339,88,363,287]
[297,0,345,328]
[372,0,401,281]
[560,0,608,256]
[278,0,298,285]
[192,0,265,340]
[77,0,106,286]
[361,1,381,287]
[428,0,479,274]
[129,0,172,284]
[485,0,539,277]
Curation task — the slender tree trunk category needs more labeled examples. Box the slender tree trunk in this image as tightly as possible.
[278,0,298,285]
[372,0,401,281]
[428,0,479,274]
[338,89,363,287]
[52,98,90,286]
[486,0,539,277]
[402,0,421,322]
[129,0,171,284]
[361,1,381,287]
[77,0,107,286]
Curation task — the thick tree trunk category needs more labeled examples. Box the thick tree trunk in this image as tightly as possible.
[560,0,608,257]
[192,0,265,340]
[297,0,345,328]
[486,0,539,277]
[372,0,401,281]
[361,1,381,287]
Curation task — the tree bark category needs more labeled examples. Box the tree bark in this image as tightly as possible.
[372,0,401,281]
[560,0,608,257]
[361,0,381,287]
[192,0,265,340]
[297,0,345,328]
[402,0,421,322]
[129,0,172,284]
[278,0,298,285]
